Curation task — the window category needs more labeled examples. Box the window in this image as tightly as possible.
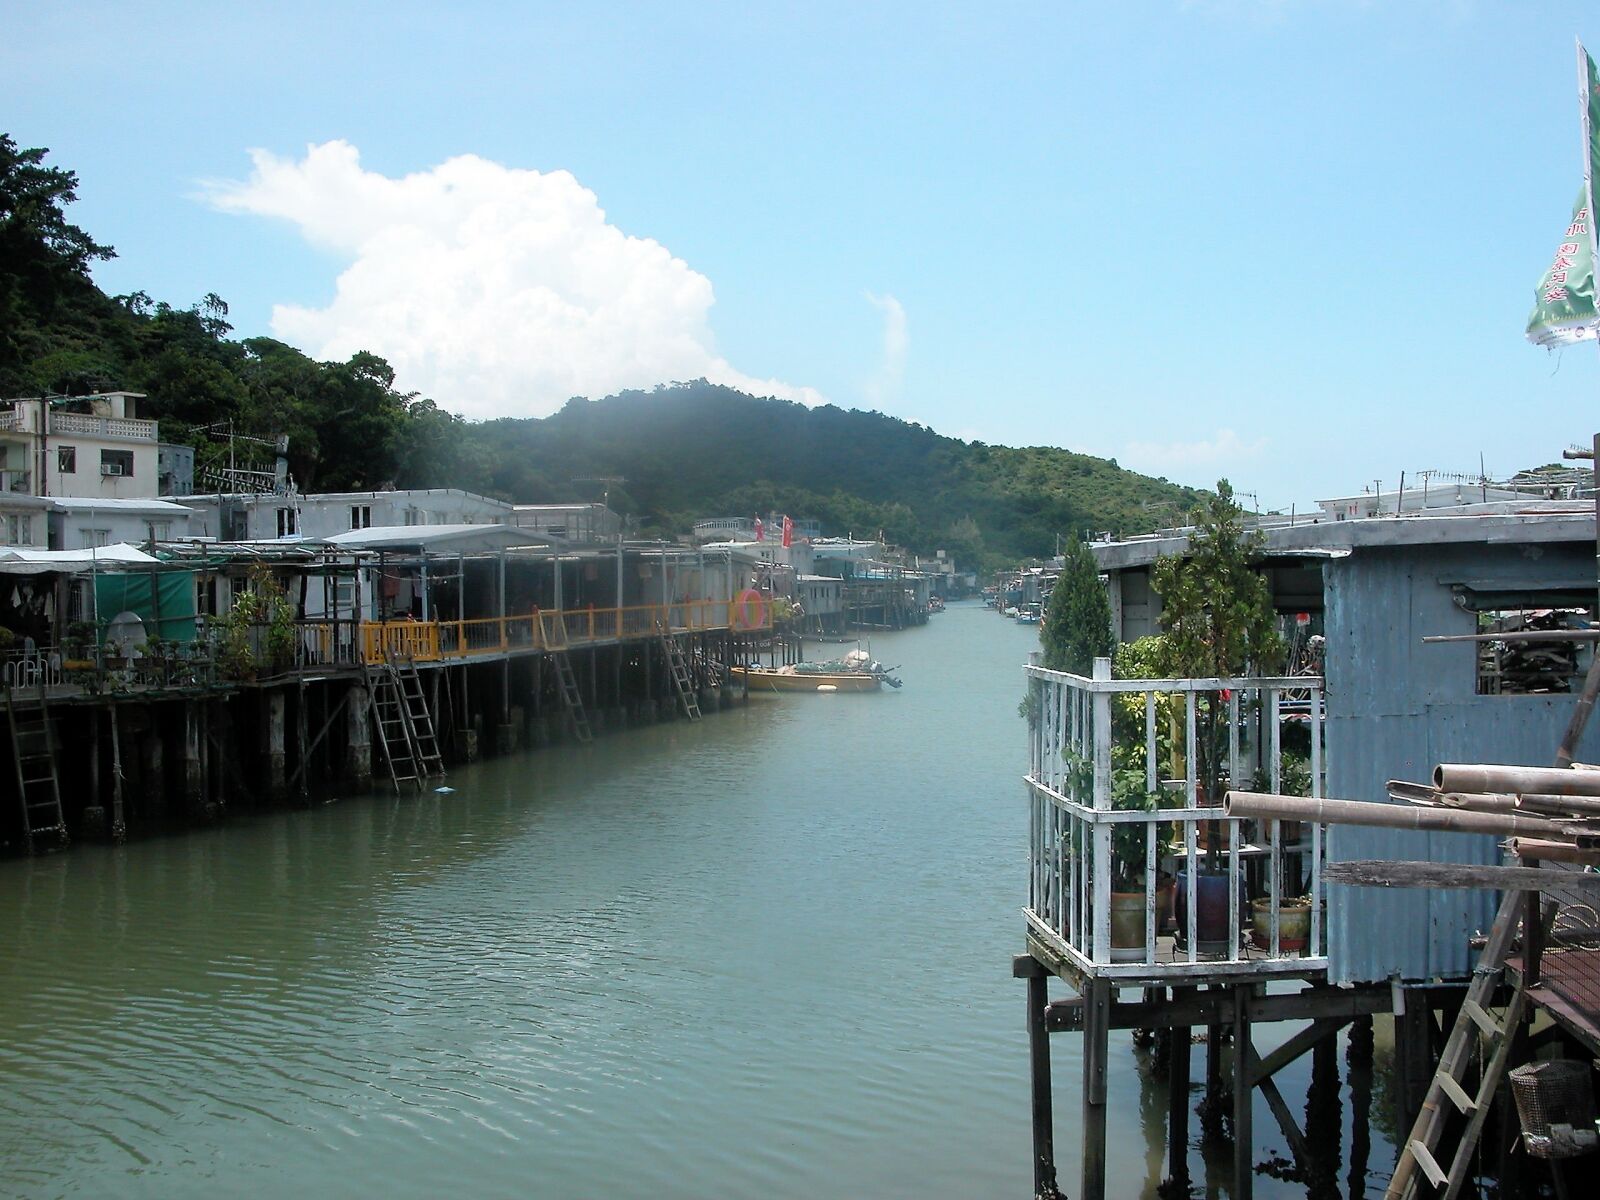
[57,446,76,474]
[4,515,31,545]
[276,507,298,537]
[350,505,372,529]
[1476,607,1593,695]
[79,528,111,548]
[146,521,171,542]
[100,449,134,478]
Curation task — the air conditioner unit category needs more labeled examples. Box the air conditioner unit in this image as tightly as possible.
[101,463,124,477]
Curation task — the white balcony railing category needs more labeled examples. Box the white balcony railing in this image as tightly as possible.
[1024,658,1328,982]
[49,412,158,442]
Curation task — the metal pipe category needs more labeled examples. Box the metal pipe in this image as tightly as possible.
[1437,791,1519,813]
[1224,791,1567,838]
[1515,792,1600,817]
[1508,837,1600,866]
[1434,763,1600,797]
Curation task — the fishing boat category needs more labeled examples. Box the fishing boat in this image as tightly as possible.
[732,649,902,693]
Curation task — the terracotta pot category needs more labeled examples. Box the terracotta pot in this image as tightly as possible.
[1110,891,1149,962]
[1250,898,1311,953]
[1155,876,1177,932]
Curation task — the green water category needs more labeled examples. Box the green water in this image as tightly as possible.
[0,604,1387,1198]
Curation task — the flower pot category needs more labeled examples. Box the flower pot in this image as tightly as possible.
[1173,870,1243,955]
[1250,897,1311,954]
[1110,891,1149,962]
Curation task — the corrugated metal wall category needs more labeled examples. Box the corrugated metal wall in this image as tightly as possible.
[1325,540,1600,984]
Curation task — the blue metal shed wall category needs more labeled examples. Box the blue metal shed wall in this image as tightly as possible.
[1324,540,1600,984]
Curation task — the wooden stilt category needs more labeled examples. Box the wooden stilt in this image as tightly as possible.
[109,707,125,841]
[1081,978,1111,1200]
[1233,985,1254,1200]
[1347,1017,1374,1200]
[1168,986,1193,1189]
[1020,961,1063,1199]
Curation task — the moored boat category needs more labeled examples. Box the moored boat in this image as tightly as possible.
[731,666,883,693]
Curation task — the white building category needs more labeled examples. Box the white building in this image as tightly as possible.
[176,488,514,542]
[0,392,160,500]
[48,498,196,550]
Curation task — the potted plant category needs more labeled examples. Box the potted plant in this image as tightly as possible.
[1251,894,1313,954]
[1109,770,1161,960]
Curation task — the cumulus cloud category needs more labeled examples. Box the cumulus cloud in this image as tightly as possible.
[1124,427,1268,471]
[203,141,823,419]
[863,291,907,410]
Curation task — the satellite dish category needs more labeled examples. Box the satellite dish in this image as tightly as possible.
[105,611,147,658]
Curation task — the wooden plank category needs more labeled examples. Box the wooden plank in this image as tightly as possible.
[1462,999,1504,1040]
[1436,1072,1476,1114]
[1248,1017,1349,1088]
[1408,1140,1446,1189]
[1043,983,1392,1033]
[1323,859,1600,891]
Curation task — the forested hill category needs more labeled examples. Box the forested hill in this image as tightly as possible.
[464,385,1201,565]
[1,134,1201,566]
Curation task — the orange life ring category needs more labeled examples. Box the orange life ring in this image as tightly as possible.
[732,588,768,631]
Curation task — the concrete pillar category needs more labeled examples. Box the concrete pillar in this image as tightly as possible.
[262,690,287,803]
[143,728,166,816]
[345,683,372,792]
[183,701,204,816]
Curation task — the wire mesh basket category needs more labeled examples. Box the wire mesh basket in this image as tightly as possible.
[1508,1060,1599,1159]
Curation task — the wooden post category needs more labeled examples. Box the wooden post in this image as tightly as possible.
[1347,1016,1374,1200]
[1232,985,1254,1200]
[296,679,310,801]
[1168,986,1193,1189]
[183,700,204,817]
[1081,978,1111,1200]
[1023,964,1063,1199]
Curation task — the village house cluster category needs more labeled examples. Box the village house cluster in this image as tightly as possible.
[0,392,967,854]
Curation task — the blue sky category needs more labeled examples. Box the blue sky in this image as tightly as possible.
[6,2,1600,509]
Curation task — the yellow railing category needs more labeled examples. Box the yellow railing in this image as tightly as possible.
[359,602,765,665]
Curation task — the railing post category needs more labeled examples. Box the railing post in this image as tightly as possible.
[1091,656,1112,965]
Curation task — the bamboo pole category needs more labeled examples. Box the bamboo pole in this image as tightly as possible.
[1508,837,1600,866]
[1224,791,1568,839]
[1434,763,1600,798]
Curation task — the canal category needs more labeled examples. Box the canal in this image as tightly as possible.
[0,603,1393,1197]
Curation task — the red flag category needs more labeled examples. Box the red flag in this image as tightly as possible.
[781,515,793,548]
[754,516,765,542]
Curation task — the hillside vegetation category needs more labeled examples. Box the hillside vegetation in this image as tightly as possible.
[0,134,1201,566]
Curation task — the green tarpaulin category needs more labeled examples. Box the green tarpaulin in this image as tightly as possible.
[94,571,197,644]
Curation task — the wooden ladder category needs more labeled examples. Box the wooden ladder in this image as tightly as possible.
[392,656,445,781]
[661,634,702,721]
[365,660,422,791]
[1386,891,1530,1200]
[7,688,67,852]
[550,651,592,743]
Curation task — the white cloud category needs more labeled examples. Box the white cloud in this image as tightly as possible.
[1124,428,1268,471]
[863,291,907,410]
[203,141,823,419]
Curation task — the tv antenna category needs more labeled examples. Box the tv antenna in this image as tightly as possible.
[572,476,626,507]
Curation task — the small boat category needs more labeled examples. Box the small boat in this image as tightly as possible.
[732,649,902,693]
[732,666,883,693]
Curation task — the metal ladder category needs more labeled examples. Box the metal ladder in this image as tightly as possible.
[365,660,422,791]
[1386,891,1530,1200]
[550,651,592,743]
[392,656,444,782]
[7,688,67,852]
[661,635,702,721]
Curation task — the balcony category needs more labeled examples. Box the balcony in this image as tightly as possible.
[1024,659,1328,983]
[49,412,158,442]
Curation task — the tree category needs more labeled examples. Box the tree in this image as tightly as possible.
[1150,479,1283,866]
[0,136,115,373]
[1150,479,1281,679]
[1040,537,1113,674]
